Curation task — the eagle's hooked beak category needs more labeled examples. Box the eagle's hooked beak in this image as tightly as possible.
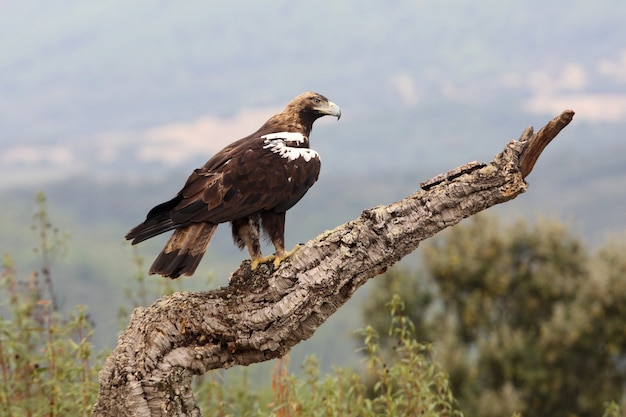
[318,101,341,120]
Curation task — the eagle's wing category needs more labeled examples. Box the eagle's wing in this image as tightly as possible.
[126,135,320,244]
[171,138,320,225]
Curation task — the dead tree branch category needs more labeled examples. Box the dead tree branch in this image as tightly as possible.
[93,110,574,417]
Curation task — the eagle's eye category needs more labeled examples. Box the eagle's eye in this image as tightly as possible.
[311,97,322,105]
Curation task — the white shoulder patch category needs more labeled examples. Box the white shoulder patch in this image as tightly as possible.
[261,131,306,144]
[261,131,319,162]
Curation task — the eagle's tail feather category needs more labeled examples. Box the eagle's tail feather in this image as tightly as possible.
[125,217,176,245]
[149,223,217,278]
[125,196,184,244]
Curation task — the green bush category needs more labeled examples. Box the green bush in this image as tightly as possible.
[363,214,626,417]
[0,192,99,416]
[189,294,461,416]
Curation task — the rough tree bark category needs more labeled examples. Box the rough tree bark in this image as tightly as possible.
[93,110,574,416]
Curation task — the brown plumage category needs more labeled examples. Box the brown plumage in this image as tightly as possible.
[125,92,341,278]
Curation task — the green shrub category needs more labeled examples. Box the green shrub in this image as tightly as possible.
[0,192,99,416]
[363,215,626,417]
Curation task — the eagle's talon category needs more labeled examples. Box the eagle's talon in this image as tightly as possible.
[251,245,302,270]
[250,259,262,271]
[286,244,303,257]
[251,254,277,270]
[272,244,302,268]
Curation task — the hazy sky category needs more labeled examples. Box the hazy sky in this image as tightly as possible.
[1,0,625,187]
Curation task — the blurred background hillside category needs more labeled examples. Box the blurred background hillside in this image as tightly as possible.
[1,0,625,369]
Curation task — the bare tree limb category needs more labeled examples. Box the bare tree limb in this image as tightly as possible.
[93,110,574,416]
[519,110,575,178]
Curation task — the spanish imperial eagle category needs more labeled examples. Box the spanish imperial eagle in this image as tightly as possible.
[125,92,341,278]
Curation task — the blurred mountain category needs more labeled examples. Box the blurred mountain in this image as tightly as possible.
[1,0,626,188]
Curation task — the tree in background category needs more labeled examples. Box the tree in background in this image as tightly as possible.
[362,214,626,417]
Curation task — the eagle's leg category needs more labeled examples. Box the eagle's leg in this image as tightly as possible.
[259,211,301,269]
[231,216,264,270]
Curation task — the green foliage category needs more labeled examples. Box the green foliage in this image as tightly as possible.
[30,191,70,313]
[3,194,623,416]
[352,295,462,417]
[0,192,99,416]
[191,295,461,417]
[362,214,626,417]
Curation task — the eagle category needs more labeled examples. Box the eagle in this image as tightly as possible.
[125,92,341,278]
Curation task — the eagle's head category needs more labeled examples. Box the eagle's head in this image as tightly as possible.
[260,92,341,137]
[286,92,341,122]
